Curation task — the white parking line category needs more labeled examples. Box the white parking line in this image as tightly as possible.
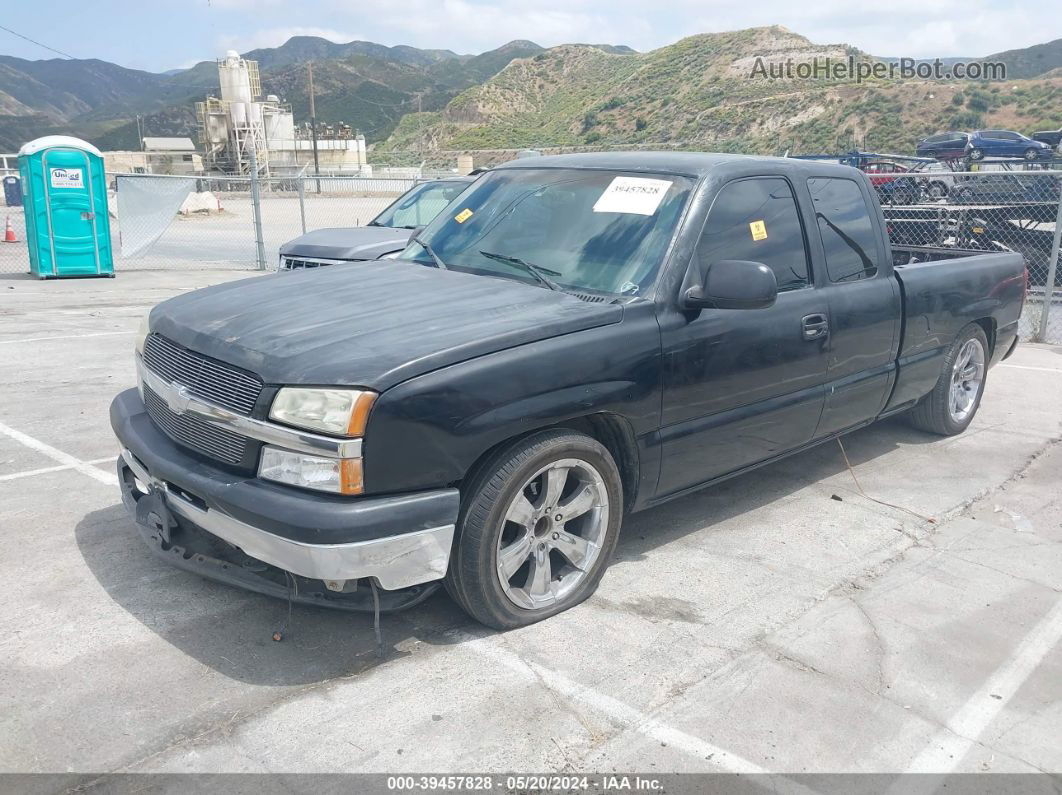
[0,331,134,345]
[999,364,1062,374]
[0,457,116,483]
[897,597,1062,784]
[454,629,820,792]
[0,421,117,486]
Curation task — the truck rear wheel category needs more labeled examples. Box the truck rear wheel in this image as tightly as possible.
[446,429,622,629]
[907,324,989,436]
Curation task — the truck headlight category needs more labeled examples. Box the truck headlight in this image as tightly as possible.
[269,387,376,436]
[259,447,363,495]
[135,313,150,355]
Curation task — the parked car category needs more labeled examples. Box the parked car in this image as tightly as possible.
[862,161,920,204]
[965,130,1053,161]
[112,152,1024,629]
[916,131,970,160]
[1031,127,1062,151]
[906,160,956,200]
[952,172,1061,204]
[278,175,476,269]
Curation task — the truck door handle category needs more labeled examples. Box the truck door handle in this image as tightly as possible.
[802,314,829,341]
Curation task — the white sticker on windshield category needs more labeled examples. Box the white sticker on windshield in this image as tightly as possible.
[593,177,672,216]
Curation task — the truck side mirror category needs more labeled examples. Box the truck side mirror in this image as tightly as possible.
[683,259,778,310]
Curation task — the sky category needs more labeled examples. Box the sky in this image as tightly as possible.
[1,0,1059,72]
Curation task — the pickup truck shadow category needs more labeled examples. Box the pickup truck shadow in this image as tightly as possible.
[74,415,932,686]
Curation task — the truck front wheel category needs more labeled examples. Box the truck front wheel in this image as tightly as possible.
[446,430,623,629]
[907,324,989,436]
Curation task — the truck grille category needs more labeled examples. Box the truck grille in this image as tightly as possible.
[281,256,347,270]
[143,385,250,466]
[142,334,262,415]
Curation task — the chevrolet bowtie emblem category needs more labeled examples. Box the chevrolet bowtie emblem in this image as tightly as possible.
[165,383,193,414]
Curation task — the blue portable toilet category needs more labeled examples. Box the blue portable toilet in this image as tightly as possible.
[18,136,114,278]
[2,175,22,207]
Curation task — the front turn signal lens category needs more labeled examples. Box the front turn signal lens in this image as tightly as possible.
[259,446,364,495]
[346,392,376,436]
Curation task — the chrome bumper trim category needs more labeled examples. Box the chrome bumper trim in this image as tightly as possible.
[121,449,453,590]
[137,356,362,459]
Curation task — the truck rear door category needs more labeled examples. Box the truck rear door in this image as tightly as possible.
[656,176,830,497]
[804,175,901,437]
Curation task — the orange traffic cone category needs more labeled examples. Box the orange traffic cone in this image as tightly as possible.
[3,216,16,243]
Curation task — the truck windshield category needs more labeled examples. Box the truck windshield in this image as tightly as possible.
[371,180,470,229]
[399,168,693,296]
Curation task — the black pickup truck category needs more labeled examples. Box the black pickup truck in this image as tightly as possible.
[111,153,1025,629]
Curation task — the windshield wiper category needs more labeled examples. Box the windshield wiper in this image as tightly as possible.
[478,250,562,291]
[413,236,448,270]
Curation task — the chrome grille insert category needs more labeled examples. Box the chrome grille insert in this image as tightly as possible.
[281,256,350,270]
[143,385,249,466]
[142,334,262,415]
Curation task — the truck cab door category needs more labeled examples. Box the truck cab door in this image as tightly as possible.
[656,176,829,498]
[805,176,901,437]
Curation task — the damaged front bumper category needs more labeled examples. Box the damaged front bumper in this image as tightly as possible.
[111,388,458,611]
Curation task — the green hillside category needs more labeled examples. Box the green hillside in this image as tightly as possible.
[381,27,1062,158]
[0,37,547,151]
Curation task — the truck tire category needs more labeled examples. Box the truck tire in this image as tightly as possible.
[907,324,989,436]
[445,429,623,629]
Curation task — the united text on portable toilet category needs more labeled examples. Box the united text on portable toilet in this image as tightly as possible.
[18,136,114,279]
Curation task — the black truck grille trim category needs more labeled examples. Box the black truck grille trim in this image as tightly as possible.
[143,385,250,466]
[142,334,262,416]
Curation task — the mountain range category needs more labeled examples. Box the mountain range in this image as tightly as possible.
[0,29,1059,157]
[382,28,1062,158]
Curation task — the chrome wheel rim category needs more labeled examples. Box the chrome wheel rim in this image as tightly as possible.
[495,458,609,610]
[949,338,985,423]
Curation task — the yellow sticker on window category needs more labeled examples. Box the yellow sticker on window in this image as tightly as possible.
[749,220,767,241]
[454,208,474,223]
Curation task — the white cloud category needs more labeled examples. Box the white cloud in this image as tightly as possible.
[216,26,363,54]
[324,0,1057,58]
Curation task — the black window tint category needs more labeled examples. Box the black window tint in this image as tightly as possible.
[697,178,810,291]
[807,177,880,283]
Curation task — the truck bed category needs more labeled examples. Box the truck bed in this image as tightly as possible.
[887,250,1026,409]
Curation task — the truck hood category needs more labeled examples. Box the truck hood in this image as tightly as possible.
[149,261,624,391]
[278,226,412,262]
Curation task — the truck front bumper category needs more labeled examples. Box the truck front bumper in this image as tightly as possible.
[110,388,458,604]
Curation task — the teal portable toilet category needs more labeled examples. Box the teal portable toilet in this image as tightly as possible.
[18,136,114,279]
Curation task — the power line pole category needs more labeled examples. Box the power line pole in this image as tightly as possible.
[308,61,321,194]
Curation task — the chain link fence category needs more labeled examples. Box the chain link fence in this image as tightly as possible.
[2,158,1060,343]
[877,167,1062,343]
[112,172,416,271]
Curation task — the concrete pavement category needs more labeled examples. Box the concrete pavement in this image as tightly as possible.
[0,269,1059,782]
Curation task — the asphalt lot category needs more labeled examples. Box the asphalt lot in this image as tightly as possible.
[1,268,1060,782]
